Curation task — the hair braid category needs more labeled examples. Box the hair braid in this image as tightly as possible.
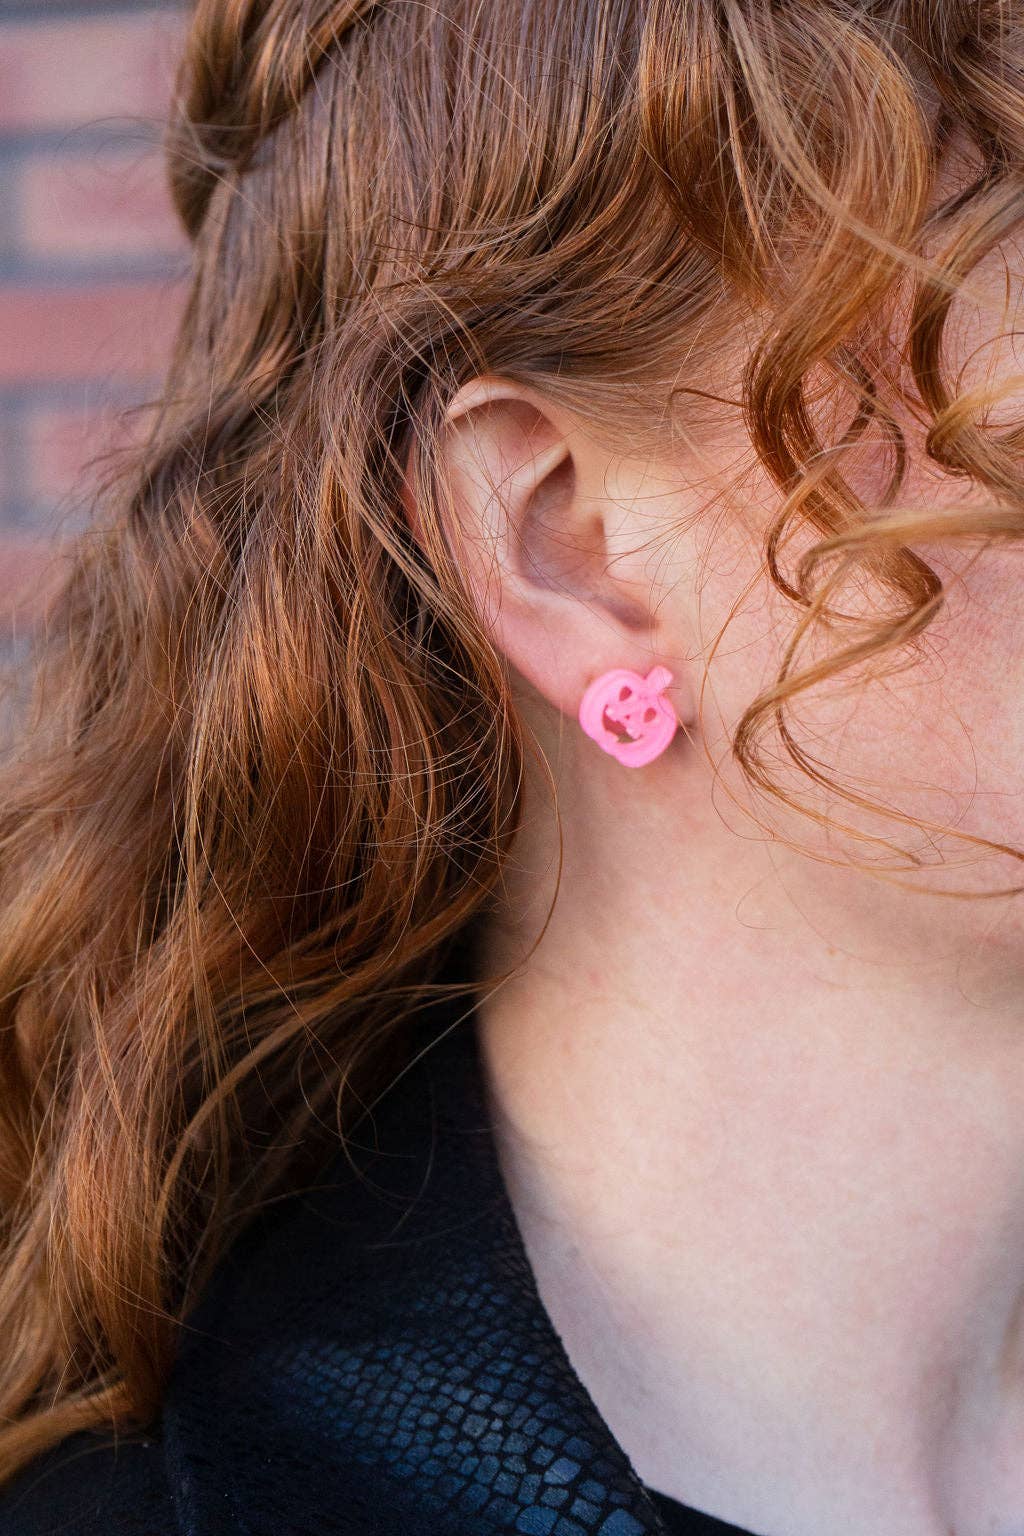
[167,0,381,237]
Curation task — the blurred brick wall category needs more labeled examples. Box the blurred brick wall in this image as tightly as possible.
[0,0,188,668]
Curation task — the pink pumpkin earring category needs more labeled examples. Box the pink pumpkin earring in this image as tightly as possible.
[578,665,679,766]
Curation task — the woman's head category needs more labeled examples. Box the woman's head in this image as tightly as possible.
[1,0,1022,1484]
[171,0,1024,888]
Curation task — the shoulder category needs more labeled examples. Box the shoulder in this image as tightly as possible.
[155,1018,514,1535]
[0,1426,180,1536]
[0,1014,662,1536]
[0,1152,391,1536]
[0,1017,495,1536]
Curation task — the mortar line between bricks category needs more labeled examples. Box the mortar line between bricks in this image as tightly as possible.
[0,125,168,157]
[0,257,189,284]
[0,270,187,290]
[0,1,185,20]
[0,379,165,411]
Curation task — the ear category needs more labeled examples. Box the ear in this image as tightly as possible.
[423,375,695,729]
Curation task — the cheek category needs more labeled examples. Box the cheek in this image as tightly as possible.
[696,536,1024,885]
[905,545,1024,842]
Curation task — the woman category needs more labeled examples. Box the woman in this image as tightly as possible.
[1,1,1023,1531]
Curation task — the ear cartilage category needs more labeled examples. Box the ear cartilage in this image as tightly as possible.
[577,666,678,766]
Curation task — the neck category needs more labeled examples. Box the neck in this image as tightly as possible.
[474,753,1024,1536]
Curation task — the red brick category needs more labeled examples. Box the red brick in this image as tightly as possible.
[0,532,69,626]
[0,280,186,387]
[20,147,187,262]
[22,401,141,506]
[0,428,11,515]
[0,13,184,133]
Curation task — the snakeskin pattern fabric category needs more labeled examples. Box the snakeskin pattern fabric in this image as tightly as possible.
[0,976,755,1536]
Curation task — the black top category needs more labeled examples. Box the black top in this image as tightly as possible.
[645,1488,756,1536]
[0,970,761,1536]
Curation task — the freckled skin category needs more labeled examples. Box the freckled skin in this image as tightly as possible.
[471,255,1024,1536]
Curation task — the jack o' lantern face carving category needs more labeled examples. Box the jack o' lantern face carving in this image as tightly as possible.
[601,683,660,743]
[578,666,678,766]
